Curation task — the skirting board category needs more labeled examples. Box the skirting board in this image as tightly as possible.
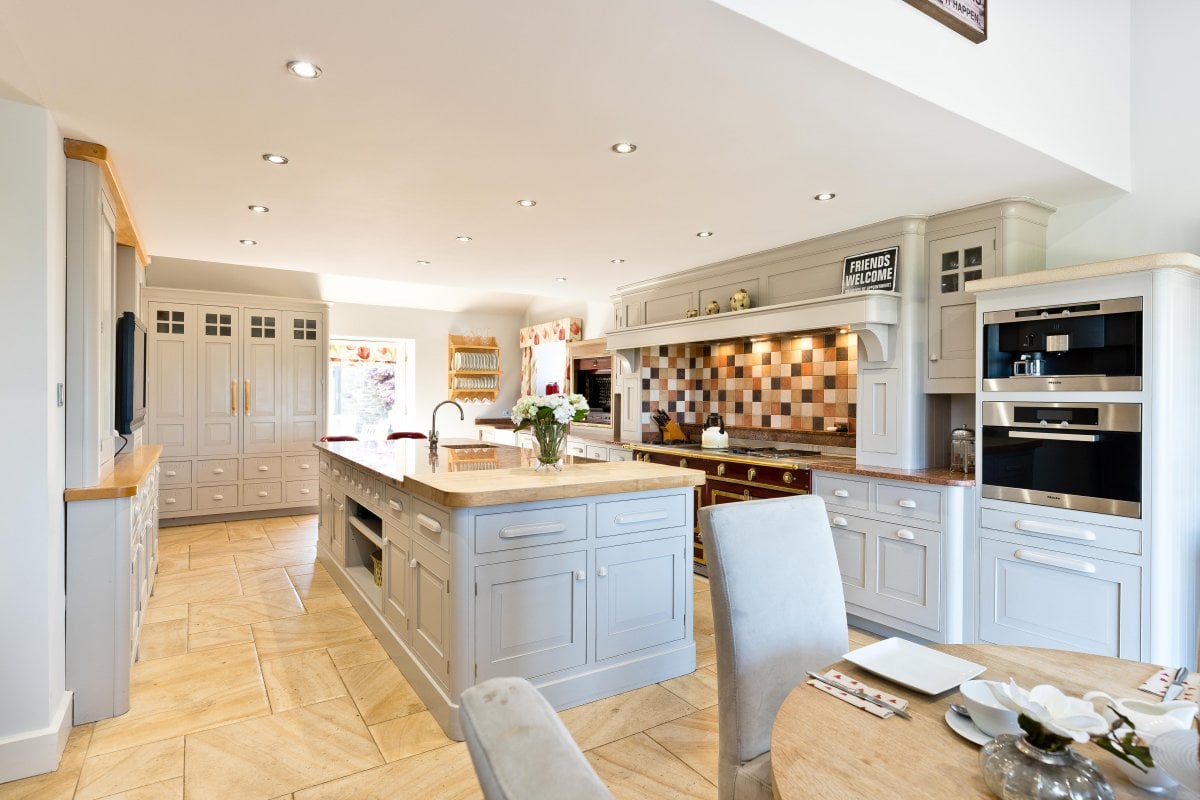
[0,691,72,783]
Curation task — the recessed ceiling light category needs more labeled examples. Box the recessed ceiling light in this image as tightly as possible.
[696,231,714,238]
[814,192,836,201]
[262,153,289,165]
[456,236,472,242]
[248,205,269,214]
[610,258,625,264]
[239,239,258,246]
[286,60,322,79]
[516,199,536,207]
[555,277,568,282]
[416,260,430,266]
[611,142,637,154]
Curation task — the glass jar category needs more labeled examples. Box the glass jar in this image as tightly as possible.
[980,734,1114,800]
[950,424,975,473]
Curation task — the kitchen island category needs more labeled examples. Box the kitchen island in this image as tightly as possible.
[315,439,705,739]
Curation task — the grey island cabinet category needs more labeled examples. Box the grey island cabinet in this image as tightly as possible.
[315,439,706,739]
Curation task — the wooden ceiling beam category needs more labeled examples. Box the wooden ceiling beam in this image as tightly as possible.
[63,138,150,267]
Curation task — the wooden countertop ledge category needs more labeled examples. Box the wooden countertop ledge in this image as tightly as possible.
[64,445,162,502]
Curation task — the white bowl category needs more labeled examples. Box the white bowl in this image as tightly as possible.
[959,679,1021,738]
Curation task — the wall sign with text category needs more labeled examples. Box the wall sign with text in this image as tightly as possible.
[842,247,899,293]
[901,0,987,43]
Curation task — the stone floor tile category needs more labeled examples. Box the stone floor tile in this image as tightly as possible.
[368,710,454,763]
[261,650,348,712]
[142,603,188,625]
[137,619,189,661]
[183,698,382,800]
[692,593,715,636]
[292,742,479,800]
[560,684,697,752]
[268,528,319,549]
[238,567,295,598]
[188,536,275,558]
[99,776,184,799]
[337,658,425,725]
[235,546,318,572]
[587,732,716,799]
[188,588,306,634]
[188,624,254,653]
[289,568,341,600]
[259,516,300,531]
[326,639,388,670]
[187,553,236,570]
[251,607,374,660]
[694,633,717,669]
[154,551,190,574]
[302,593,352,613]
[74,736,183,800]
[149,565,242,607]
[644,705,720,785]
[658,664,718,710]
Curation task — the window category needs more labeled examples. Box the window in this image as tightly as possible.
[328,338,415,439]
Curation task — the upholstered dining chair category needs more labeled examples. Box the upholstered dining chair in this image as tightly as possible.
[700,494,849,800]
[386,431,427,440]
[319,435,358,442]
[459,676,614,800]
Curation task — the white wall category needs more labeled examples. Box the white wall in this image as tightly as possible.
[714,0,1131,189]
[1046,0,1200,266]
[0,99,70,780]
[329,304,524,438]
[522,297,613,339]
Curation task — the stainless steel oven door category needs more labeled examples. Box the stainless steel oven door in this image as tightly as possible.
[980,401,1142,518]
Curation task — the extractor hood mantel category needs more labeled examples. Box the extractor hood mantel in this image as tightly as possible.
[605,290,900,362]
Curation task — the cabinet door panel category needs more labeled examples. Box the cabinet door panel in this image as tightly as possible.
[243,309,284,453]
[596,538,686,661]
[927,230,994,383]
[872,527,940,629]
[384,531,411,640]
[285,312,324,449]
[147,302,196,457]
[196,306,239,456]
[978,537,1140,659]
[412,543,451,684]
[475,551,587,681]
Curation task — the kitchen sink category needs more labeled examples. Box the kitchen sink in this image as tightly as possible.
[443,443,497,449]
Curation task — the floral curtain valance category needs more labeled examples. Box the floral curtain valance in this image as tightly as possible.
[329,341,397,365]
[519,318,582,395]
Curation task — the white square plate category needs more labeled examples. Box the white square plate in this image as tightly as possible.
[843,637,985,694]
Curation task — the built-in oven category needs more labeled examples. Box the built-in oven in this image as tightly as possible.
[573,356,612,417]
[981,401,1141,518]
[981,297,1142,391]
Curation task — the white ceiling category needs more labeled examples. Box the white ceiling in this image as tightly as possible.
[0,0,1119,311]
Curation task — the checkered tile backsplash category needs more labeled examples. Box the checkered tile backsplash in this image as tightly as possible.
[640,333,857,434]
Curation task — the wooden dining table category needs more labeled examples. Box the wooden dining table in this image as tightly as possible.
[771,644,1169,799]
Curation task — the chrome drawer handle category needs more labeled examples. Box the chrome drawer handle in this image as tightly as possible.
[165,498,176,504]
[831,516,848,527]
[833,489,850,498]
[299,463,310,470]
[213,468,224,475]
[1013,549,1097,574]
[499,522,567,539]
[258,465,269,472]
[213,494,224,501]
[613,511,669,525]
[258,491,269,498]
[1014,519,1097,541]
[409,558,417,569]
[897,499,917,509]
[895,529,915,540]
[389,500,402,511]
[165,470,177,477]
[300,488,310,495]
[416,513,442,534]
[333,468,341,477]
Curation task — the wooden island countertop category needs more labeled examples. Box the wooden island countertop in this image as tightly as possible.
[64,445,163,502]
[316,439,706,508]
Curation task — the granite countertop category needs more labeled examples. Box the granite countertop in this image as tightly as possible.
[624,442,975,487]
[317,439,705,508]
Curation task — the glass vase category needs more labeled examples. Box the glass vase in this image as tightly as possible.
[531,420,566,471]
[981,734,1114,800]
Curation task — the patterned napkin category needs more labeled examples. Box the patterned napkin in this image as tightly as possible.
[1139,668,1199,702]
[807,670,910,719]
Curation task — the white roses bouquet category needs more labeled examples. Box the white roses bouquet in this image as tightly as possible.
[510,393,589,468]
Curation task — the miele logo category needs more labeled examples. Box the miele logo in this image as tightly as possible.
[1048,380,1062,385]
[1045,494,1063,500]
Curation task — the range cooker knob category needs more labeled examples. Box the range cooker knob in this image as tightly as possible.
[716,463,726,477]
[783,471,794,484]
[747,467,757,482]
[679,458,688,469]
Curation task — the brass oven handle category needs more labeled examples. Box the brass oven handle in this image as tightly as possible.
[716,463,725,477]
[231,380,237,414]
[747,467,757,482]
[783,472,794,484]
[245,381,251,415]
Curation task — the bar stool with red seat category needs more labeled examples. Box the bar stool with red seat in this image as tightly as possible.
[386,432,427,440]
[319,435,359,442]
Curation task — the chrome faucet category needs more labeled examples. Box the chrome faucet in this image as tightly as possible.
[429,400,464,450]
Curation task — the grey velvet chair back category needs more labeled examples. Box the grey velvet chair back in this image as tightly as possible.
[459,676,614,800]
[700,494,849,800]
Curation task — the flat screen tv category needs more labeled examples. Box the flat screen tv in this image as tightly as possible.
[115,311,147,435]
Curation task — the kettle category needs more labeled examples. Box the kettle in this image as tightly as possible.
[701,413,729,449]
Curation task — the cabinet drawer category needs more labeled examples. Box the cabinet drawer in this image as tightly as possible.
[195,484,239,510]
[243,481,283,506]
[196,458,239,483]
[159,461,192,485]
[285,479,319,504]
[597,494,686,538]
[411,498,451,551]
[244,456,283,479]
[584,444,609,461]
[285,455,319,478]
[981,508,1141,555]
[565,439,588,457]
[383,485,412,529]
[812,474,870,511]
[319,454,330,474]
[608,447,634,463]
[160,487,192,513]
[475,505,587,554]
[875,483,941,523]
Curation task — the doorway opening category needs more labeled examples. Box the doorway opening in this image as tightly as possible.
[328,338,416,439]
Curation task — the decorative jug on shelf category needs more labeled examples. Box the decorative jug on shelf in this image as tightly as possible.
[705,300,721,315]
[730,288,751,311]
